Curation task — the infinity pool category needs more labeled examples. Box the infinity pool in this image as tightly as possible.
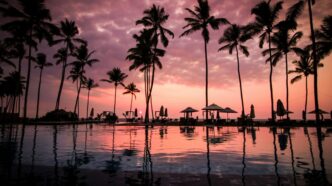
[0,124,331,185]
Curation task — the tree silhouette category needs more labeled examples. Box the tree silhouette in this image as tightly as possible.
[52,19,86,110]
[67,61,86,119]
[123,82,140,119]
[1,0,58,120]
[289,47,322,120]
[262,1,304,120]
[306,0,320,122]
[126,29,164,123]
[32,53,52,118]
[4,29,27,116]
[0,41,15,77]
[70,44,99,118]
[315,16,332,61]
[180,0,229,120]
[1,71,25,115]
[136,4,174,119]
[249,0,283,122]
[82,78,98,119]
[101,68,127,116]
[218,24,252,118]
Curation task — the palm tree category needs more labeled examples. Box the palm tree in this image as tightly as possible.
[126,30,165,123]
[67,62,86,118]
[82,78,98,119]
[1,71,25,114]
[315,16,332,61]
[305,0,320,122]
[264,28,303,119]
[123,83,140,119]
[52,19,86,110]
[4,30,27,116]
[136,4,174,119]
[180,0,229,120]
[262,1,304,120]
[32,53,52,118]
[218,24,251,118]
[71,44,99,118]
[101,68,128,115]
[1,0,58,120]
[0,41,15,76]
[289,48,322,120]
[250,0,283,122]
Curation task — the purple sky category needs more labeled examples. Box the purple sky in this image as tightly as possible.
[2,0,332,119]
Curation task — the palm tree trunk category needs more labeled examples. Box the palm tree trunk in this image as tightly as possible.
[305,76,308,121]
[316,126,327,184]
[74,80,82,119]
[148,64,156,120]
[285,53,289,120]
[268,33,275,122]
[114,84,117,115]
[36,68,43,119]
[204,39,209,121]
[236,46,245,118]
[144,67,150,123]
[130,94,133,118]
[55,45,69,110]
[23,29,33,120]
[272,127,280,185]
[288,130,297,186]
[86,89,90,119]
[307,0,319,123]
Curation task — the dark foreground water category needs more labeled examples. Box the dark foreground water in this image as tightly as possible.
[0,124,331,185]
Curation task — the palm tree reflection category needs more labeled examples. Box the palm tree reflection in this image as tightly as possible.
[206,126,211,186]
[242,127,246,186]
[271,127,280,185]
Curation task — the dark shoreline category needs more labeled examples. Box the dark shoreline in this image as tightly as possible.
[3,119,332,127]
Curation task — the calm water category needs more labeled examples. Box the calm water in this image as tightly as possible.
[1,124,331,185]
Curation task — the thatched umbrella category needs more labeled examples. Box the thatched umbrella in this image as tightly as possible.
[308,109,328,114]
[221,107,237,121]
[181,107,198,119]
[202,103,223,119]
[308,109,328,120]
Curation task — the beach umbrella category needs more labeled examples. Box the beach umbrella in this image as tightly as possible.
[181,107,198,119]
[308,109,329,120]
[90,108,94,118]
[308,109,328,114]
[276,99,286,118]
[159,105,164,117]
[202,103,223,120]
[221,107,237,120]
[134,108,138,117]
[202,103,223,111]
[165,108,168,118]
[250,104,255,119]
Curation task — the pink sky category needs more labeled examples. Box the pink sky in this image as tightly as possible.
[8,0,332,119]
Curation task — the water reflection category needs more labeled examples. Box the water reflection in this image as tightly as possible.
[0,124,331,185]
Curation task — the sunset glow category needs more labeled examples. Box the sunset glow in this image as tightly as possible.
[2,0,332,119]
